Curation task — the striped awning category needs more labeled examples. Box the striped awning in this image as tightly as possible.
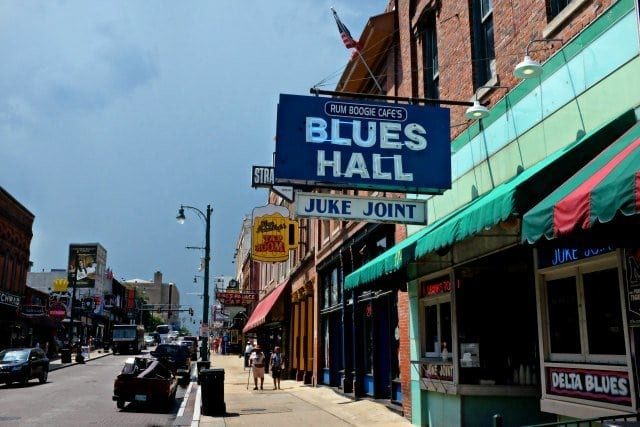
[523,122,640,243]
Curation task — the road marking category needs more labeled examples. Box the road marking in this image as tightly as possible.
[191,385,201,427]
[177,381,193,417]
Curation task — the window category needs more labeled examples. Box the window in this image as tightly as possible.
[321,220,330,243]
[422,300,452,359]
[470,0,496,88]
[544,266,625,362]
[364,311,374,373]
[420,11,439,100]
[547,0,572,20]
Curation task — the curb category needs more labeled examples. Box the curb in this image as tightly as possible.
[49,351,112,371]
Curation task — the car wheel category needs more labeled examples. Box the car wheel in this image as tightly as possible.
[116,400,125,409]
[20,372,29,385]
[39,370,48,384]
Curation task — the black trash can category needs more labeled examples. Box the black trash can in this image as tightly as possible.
[200,368,225,416]
[60,348,72,363]
[196,361,210,384]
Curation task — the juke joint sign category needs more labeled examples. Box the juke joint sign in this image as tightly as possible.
[274,94,451,195]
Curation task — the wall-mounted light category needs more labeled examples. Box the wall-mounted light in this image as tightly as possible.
[465,85,510,121]
[514,38,563,79]
[465,100,489,120]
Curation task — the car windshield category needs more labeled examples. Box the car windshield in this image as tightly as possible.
[155,345,180,356]
[0,349,29,363]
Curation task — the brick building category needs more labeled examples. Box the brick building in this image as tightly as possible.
[0,186,34,350]
[345,0,640,425]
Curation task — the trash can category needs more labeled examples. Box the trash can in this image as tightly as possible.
[196,361,210,384]
[60,348,72,363]
[200,368,225,416]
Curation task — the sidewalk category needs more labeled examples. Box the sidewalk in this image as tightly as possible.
[49,347,112,371]
[195,354,410,427]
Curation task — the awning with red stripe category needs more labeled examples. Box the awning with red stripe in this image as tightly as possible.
[242,281,289,333]
[523,122,640,243]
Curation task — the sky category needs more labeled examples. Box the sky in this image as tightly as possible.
[0,1,388,333]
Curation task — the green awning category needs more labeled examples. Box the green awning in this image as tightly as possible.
[523,121,640,243]
[344,109,637,291]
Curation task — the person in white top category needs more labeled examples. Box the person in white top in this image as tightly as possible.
[249,345,265,390]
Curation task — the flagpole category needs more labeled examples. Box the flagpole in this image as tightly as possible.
[354,49,384,94]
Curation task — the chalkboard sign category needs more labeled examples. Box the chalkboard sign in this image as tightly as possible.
[623,248,640,328]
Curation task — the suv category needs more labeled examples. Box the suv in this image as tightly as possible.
[0,348,50,386]
[182,336,198,359]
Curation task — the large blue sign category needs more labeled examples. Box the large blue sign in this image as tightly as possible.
[274,94,451,194]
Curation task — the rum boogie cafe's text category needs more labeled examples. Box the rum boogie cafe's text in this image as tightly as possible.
[274,94,451,194]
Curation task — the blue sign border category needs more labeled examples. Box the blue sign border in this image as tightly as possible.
[274,94,451,194]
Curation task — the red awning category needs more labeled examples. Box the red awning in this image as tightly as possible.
[523,122,640,242]
[242,282,288,333]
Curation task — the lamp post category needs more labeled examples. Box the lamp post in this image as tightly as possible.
[177,204,212,362]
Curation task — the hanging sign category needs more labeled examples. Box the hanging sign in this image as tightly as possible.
[252,204,298,263]
[274,94,451,194]
[0,290,20,307]
[49,302,67,320]
[296,192,426,224]
[251,165,294,202]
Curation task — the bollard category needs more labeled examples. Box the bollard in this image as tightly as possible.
[493,414,503,427]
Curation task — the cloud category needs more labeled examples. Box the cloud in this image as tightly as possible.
[0,21,159,132]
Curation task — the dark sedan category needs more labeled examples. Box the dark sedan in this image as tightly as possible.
[0,348,49,386]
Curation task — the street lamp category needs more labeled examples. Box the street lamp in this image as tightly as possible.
[176,203,212,362]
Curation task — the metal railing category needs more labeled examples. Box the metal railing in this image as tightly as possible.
[518,413,639,427]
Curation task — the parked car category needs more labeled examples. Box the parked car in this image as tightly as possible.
[150,344,191,386]
[0,348,49,386]
[143,334,155,349]
[113,356,177,410]
[182,336,198,359]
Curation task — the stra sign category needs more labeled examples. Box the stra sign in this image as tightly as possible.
[274,94,451,194]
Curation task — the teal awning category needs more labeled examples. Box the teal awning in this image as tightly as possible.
[344,109,637,291]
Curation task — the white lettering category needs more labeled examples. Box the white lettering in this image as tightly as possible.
[331,119,351,145]
[380,122,402,149]
[306,117,327,143]
[394,155,413,181]
[317,150,341,177]
[344,153,369,178]
[404,123,427,150]
[352,120,376,148]
[372,154,391,180]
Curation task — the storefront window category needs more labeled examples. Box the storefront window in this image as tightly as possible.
[364,313,374,373]
[583,268,625,355]
[422,301,452,358]
[544,259,626,363]
[547,276,581,354]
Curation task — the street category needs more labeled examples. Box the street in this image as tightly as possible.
[0,351,190,427]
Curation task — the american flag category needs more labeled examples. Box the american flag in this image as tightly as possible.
[331,8,359,50]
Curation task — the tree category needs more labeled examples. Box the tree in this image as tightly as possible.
[146,314,164,332]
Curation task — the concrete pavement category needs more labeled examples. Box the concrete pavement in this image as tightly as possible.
[195,354,410,427]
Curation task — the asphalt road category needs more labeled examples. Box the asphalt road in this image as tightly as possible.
[0,349,190,427]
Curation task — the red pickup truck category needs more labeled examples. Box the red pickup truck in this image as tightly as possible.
[113,357,178,410]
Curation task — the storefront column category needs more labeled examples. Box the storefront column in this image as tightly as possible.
[292,300,299,373]
[408,281,425,426]
[299,298,307,381]
[305,293,314,384]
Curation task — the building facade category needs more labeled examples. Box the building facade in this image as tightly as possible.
[345,0,640,425]
[0,186,34,350]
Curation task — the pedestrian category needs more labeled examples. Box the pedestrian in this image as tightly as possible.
[244,340,253,368]
[249,344,265,390]
[269,346,284,390]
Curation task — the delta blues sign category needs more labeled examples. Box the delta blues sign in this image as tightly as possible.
[274,94,451,194]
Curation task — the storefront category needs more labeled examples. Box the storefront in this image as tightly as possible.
[319,223,401,404]
[242,280,290,370]
[521,120,640,419]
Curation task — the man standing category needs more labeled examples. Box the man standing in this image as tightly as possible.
[244,340,253,368]
[269,346,284,390]
[249,344,265,390]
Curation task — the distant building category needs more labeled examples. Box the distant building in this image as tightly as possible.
[124,271,180,329]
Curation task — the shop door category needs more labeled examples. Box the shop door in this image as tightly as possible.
[374,299,391,398]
